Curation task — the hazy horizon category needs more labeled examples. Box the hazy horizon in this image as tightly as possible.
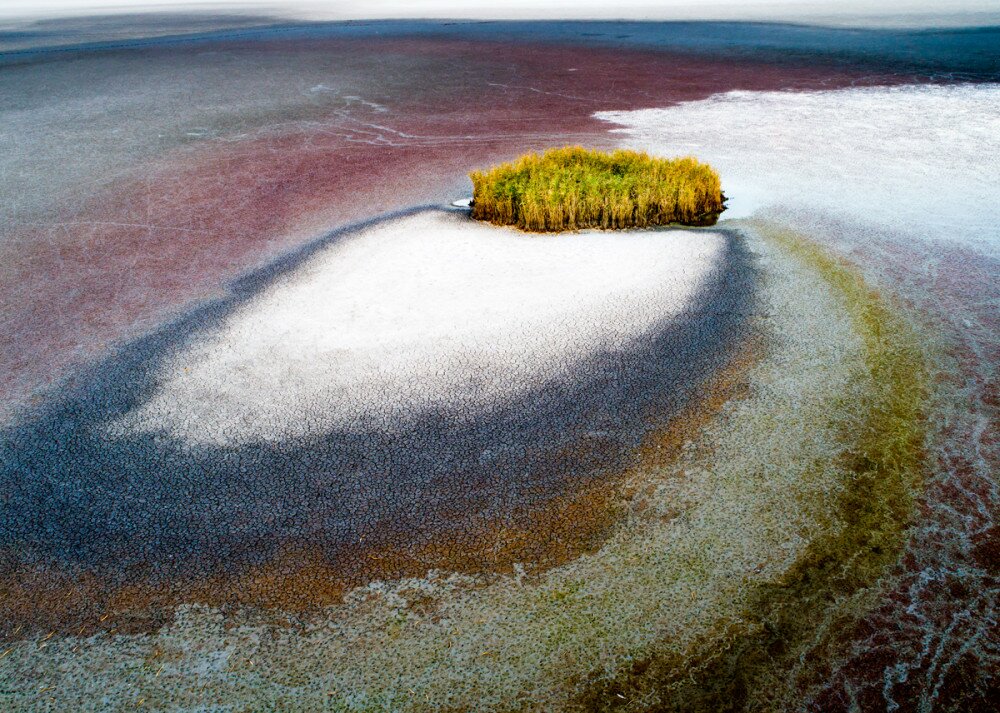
[2,0,999,28]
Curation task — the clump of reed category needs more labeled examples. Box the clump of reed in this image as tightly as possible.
[469,146,725,232]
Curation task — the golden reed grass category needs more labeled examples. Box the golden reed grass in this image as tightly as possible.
[470,146,725,232]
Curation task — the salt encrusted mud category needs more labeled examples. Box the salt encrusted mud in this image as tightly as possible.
[600,83,1000,709]
[0,222,898,711]
[107,211,727,445]
[0,209,755,638]
[2,21,996,712]
[0,27,935,424]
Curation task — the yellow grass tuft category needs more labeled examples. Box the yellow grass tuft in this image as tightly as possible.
[469,146,725,232]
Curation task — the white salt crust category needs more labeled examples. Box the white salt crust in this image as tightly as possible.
[108,211,725,445]
[597,84,1000,255]
[7,226,872,711]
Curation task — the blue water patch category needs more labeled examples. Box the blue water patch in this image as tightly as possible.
[1,18,997,79]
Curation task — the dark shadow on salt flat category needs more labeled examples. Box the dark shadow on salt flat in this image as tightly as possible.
[0,206,758,623]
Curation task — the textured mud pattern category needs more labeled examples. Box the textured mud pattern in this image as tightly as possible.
[601,80,999,710]
[0,222,897,711]
[1,16,997,713]
[0,211,756,638]
[770,215,1000,713]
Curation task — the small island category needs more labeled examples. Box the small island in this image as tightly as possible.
[469,146,725,232]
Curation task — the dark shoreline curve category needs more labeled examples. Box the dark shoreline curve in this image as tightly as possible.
[0,207,759,636]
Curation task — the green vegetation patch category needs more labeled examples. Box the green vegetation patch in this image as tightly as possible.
[578,222,930,711]
[469,147,725,232]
